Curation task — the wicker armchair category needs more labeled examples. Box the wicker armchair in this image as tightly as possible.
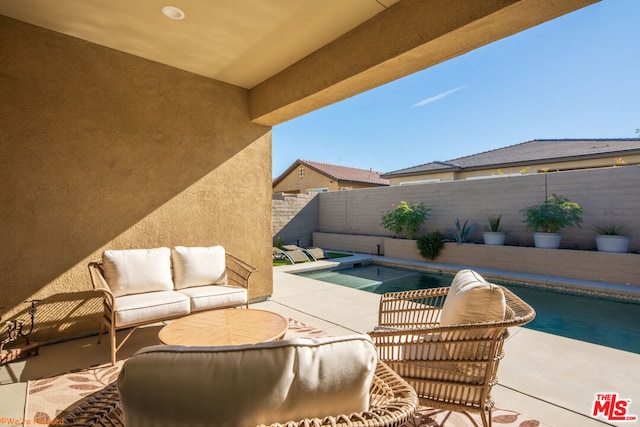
[368,277,535,427]
[58,360,418,427]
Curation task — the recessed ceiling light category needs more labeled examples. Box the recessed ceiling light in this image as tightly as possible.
[162,6,185,20]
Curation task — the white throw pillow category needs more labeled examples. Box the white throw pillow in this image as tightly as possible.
[440,269,506,326]
[172,246,227,290]
[438,270,506,361]
[102,247,174,297]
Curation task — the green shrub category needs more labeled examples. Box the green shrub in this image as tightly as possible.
[381,201,431,240]
[417,231,445,260]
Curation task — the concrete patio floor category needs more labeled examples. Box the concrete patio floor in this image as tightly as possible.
[1,254,638,426]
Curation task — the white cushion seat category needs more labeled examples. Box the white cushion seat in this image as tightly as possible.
[114,291,190,328]
[178,284,248,312]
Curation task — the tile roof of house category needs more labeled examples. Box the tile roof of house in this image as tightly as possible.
[381,138,640,177]
[273,159,389,187]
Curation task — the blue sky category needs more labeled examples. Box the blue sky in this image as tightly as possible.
[272,0,640,178]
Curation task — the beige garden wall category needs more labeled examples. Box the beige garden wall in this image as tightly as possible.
[316,165,640,251]
[0,17,273,343]
[272,193,319,248]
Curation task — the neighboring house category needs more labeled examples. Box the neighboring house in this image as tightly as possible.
[273,159,389,194]
[382,138,640,185]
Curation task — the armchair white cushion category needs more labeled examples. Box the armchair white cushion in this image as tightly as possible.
[117,335,378,427]
[440,269,506,326]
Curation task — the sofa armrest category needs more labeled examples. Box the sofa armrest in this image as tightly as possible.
[224,252,257,290]
[88,261,116,309]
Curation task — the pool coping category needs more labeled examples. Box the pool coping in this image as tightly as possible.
[282,253,640,302]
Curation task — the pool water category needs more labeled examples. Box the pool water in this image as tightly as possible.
[296,263,640,354]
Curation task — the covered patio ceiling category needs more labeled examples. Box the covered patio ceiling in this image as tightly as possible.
[0,0,598,125]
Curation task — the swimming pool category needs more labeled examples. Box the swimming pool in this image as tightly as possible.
[295,263,640,354]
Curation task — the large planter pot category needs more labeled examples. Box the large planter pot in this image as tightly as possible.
[533,232,562,249]
[595,235,631,253]
[483,232,506,246]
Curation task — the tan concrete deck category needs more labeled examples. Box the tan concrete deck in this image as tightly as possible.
[1,254,638,426]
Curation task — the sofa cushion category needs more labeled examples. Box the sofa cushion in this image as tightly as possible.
[102,247,174,297]
[113,291,190,328]
[178,285,247,312]
[440,269,506,326]
[117,335,377,427]
[172,246,227,290]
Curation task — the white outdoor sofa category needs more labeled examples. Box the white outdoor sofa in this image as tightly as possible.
[88,245,256,365]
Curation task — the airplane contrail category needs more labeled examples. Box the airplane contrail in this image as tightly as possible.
[413,86,467,107]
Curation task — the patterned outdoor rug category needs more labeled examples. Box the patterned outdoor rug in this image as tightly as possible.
[25,319,546,426]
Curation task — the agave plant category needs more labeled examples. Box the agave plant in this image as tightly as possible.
[447,218,478,244]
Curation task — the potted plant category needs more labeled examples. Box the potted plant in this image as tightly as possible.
[521,194,583,249]
[594,223,631,253]
[483,214,507,245]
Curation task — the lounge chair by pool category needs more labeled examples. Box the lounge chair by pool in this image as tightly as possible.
[273,247,310,264]
[282,245,330,261]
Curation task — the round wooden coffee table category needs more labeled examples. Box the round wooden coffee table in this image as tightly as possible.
[158,308,289,347]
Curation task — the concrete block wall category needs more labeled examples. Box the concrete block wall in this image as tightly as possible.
[315,165,640,251]
[272,193,319,247]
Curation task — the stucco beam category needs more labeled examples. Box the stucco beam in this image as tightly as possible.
[249,0,598,126]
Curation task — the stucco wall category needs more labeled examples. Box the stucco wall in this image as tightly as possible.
[316,165,640,251]
[0,17,273,342]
